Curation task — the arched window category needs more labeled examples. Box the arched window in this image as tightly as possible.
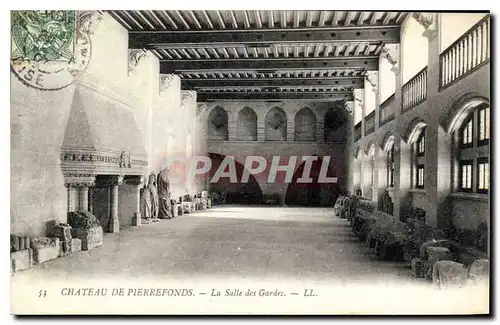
[383,135,395,188]
[294,107,317,141]
[367,144,376,200]
[387,143,395,188]
[353,147,361,191]
[365,144,375,187]
[455,104,490,193]
[208,106,228,141]
[236,107,257,141]
[265,107,287,141]
[413,128,426,188]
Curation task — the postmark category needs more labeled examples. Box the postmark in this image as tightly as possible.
[10,10,93,91]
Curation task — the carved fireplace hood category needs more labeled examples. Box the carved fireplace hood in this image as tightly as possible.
[61,85,148,182]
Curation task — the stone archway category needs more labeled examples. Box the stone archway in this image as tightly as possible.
[236,107,258,141]
[403,117,427,145]
[284,155,341,207]
[445,95,489,134]
[294,106,316,141]
[324,106,346,142]
[208,106,229,140]
[265,106,287,141]
[207,153,263,204]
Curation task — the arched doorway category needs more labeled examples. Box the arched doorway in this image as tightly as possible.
[207,153,263,204]
[285,155,341,206]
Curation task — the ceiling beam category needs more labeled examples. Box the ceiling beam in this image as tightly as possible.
[197,91,353,101]
[181,77,364,88]
[128,25,400,49]
[160,57,378,73]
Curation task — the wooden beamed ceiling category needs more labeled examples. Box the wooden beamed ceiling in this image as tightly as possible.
[108,10,408,100]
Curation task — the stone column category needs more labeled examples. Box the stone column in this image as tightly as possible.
[257,120,265,141]
[64,175,96,213]
[423,13,452,229]
[286,115,294,142]
[227,110,238,141]
[79,186,89,211]
[128,176,144,226]
[393,138,412,220]
[344,102,354,193]
[374,144,387,208]
[66,185,73,212]
[108,175,123,233]
[88,186,94,213]
[315,116,325,142]
[359,154,364,196]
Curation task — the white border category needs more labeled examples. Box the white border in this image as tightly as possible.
[2,2,498,324]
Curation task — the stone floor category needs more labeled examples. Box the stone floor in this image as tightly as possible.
[11,205,489,315]
[13,205,414,283]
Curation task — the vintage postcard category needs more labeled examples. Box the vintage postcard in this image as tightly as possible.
[9,8,491,315]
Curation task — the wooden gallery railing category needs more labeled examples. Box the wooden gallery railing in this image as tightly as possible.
[354,122,362,142]
[364,111,375,135]
[440,15,490,90]
[402,66,427,112]
[379,94,395,126]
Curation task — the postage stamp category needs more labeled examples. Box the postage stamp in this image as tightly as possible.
[10,10,92,91]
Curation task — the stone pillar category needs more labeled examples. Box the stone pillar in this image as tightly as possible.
[108,175,123,233]
[79,186,89,211]
[344,103,354,193]
[88,186,94,213]
[424,121,452,229]
[66,185,73,212]
[64,175,96,213]
[128,176,144,226]
[227,110,237,141]
[362,153,375,201]
[257,120,265,141]
[393,138,412,220]
[421,13,450,229]
[286,114,294,142]
[375,144,388,208]
[359,154,364,196]
[315,116,325,142]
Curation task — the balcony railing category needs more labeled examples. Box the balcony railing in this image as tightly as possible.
[440,15,490,90]
[354,122,362,142]
[364,111,375,136]
[379,94,395,126]
[402,66,427,112]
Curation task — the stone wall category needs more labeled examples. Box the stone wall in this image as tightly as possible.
[10,12,207,237]
[352,13,490,232]
[451,197,489,230]
[202,98,350,206]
